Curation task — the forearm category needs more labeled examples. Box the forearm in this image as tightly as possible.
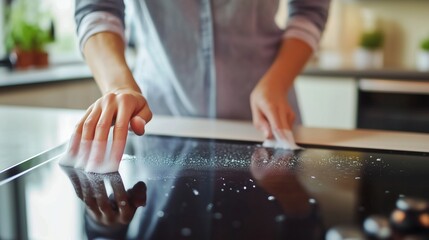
[262,38,313,91]
[83,32,140,94]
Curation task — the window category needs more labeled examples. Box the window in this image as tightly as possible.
[2,0,81,64]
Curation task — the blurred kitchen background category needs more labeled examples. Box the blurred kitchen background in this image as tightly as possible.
[0,0,428,133]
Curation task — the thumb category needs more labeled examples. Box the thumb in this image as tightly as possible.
[130,115,146,135]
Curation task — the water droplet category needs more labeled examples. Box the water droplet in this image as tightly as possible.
[193,189,199,196]
[243,186,247,190]
[206,203,214,212]
[385,190,390,194]
[249,179,254,182]
[181,228,192,237]
[355,177,361,180]
[236,190,240,193]
[221,188,224,192]
[268,196,276,201]
[308,198,316,204]
[399,194,405,198]
[171,186,175,189]
[157,211,165,218]
[311,176,316,179]
[253,185,256,188]
[263,160,268,163]
[275,215,286,222]
[376,158,381,162]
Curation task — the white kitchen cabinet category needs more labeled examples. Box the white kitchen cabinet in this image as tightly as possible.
[295,76,358,129]
[0,79,100,109]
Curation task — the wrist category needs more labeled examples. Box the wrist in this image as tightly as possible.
[98,68,141,94]
[260,71,294,93]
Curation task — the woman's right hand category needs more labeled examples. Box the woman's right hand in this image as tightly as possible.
[62,88,152,173]
[61,31,152,172]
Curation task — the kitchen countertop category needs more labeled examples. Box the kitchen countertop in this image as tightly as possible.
[304,66,429,80]
[1,105,429,239]
[2,105,428,174]
[1,63,428,88]
[0,63,92,87]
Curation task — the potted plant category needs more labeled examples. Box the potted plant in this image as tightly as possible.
[416,37,429,71]
[5,0,54,69]
[354,30,384,69]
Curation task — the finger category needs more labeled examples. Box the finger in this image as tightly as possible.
[110,96,134,163]
[94,95,117,142]
[251,102,272,139]
[59,133,82,166]
[86,140,108,169]
[75,140,92,170]
[87,173,115,223]
[128,181,147,208]
[76,170,101,218]
[67,133,82,157]
[68,105,95,167]
[130,105,152,135]
[74,104,95,135]
[259,102,282,135]
[279,104,291,131]
[89,98,117,168]
[108,173,134,223]
[287,107,296,130]
[60,167,84,200]
[82,102,103,141]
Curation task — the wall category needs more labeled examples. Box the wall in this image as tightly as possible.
[319,0,429,69]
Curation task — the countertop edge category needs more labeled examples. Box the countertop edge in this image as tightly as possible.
[2,64,429,88]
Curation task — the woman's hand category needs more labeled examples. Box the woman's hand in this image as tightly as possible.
[61,32,153,172]
[250,76,295,139]
[77,88,152,143]
[250,38,313,139]
[62,89,152,173]
[60,166,147,226]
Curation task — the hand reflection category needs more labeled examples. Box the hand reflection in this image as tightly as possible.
[250,147,313,217]
[61,166,147,226]
[59,133,126,173]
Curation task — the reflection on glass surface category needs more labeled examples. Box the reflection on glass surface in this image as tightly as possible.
[1,134,429,239]
[61,167,147,239]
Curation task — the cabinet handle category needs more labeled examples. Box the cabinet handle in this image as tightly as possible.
[359,79,429,95]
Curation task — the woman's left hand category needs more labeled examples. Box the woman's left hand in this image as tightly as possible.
[250,76,295,139]
[250,38,313,139]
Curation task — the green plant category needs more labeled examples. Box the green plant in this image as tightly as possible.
[359,30,384,51]
[421,37,429,52]
[5,0,54,52]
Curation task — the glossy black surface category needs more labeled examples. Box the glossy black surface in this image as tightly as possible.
[1,134,429,240]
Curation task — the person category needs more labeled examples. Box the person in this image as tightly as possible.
[72,0,331,171]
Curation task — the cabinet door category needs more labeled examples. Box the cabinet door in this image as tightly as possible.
[0,79,100,109]
[295,76,358,129]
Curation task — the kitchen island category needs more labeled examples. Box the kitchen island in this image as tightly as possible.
[1,105,429,239]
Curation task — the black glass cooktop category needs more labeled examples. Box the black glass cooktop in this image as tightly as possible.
[1,134,429,240]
